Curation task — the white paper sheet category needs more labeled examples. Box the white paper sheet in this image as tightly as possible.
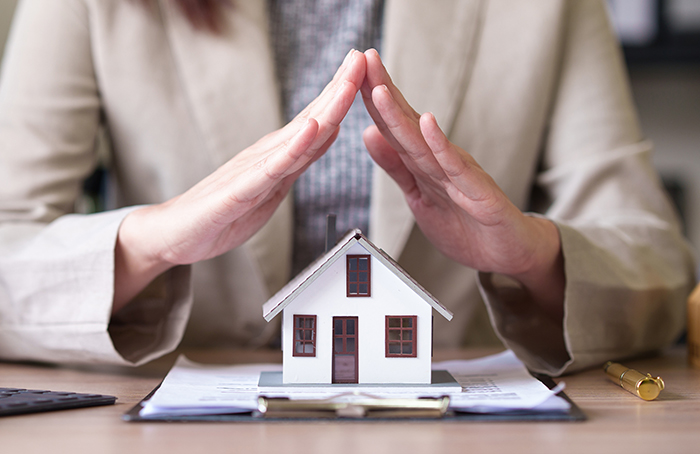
[139,350,569,418]
[434,351,569,413]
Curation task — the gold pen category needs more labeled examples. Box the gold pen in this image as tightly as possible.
[603,361,665,401]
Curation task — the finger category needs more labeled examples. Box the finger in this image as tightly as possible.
[256,126,340,209]
[420,112,492,202]
[296,50,365,131]
[372,84,446,179]
[360,49,411,153]
[225,119,320,213]
[363,125,418,198]
[253,128,340,226]
[317,48,358,99]
[363,48,419,122]
[284,125,340,180]
[216,182,293,251]
[265,118,320,179]
[361,81,402,153]
[270,51,363,152]
[212,120,328,225]
[302,79,357,154]
[319,80,359,132]
[310,125,340,165]
[233,54,359,185]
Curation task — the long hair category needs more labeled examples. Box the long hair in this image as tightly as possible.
[139,0,229,33]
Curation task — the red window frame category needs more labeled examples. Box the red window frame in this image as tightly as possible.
[293,315,317,357]
[347,255,371,297]
[385,316,417,358]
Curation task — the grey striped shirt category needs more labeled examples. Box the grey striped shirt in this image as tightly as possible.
[267,0,384,275]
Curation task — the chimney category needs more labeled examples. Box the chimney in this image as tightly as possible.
[325,214,337,252]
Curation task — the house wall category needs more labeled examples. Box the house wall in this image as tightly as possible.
[282,243,433,384]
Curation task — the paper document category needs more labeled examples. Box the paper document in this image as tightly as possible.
[434,351,569,413]
[139,350,569,418]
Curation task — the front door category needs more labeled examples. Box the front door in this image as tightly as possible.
[332,316,358,383]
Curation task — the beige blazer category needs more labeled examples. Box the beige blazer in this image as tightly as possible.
[0,0,694,375]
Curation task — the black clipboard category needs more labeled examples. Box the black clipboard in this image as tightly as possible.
[122,373,586,423]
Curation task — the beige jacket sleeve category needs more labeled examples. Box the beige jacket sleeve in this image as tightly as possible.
[0,0,192,365]
[478,0,696,375]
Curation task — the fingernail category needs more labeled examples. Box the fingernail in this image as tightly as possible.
[343,49,355,65]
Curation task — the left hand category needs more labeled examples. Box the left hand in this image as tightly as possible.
[360,49,565,320]
[112,50,366,313]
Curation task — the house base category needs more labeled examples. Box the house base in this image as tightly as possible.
[257,370,462,395]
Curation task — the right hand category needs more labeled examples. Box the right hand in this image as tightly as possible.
[360,49,564,320]
[113,50,366,313]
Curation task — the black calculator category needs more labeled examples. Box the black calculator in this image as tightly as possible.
[0,387,116,417]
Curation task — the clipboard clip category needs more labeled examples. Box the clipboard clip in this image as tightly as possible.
[257,391,450,419]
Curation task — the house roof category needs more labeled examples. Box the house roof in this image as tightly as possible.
[262,229,454,322]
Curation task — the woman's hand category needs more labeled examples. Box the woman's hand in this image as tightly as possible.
[113,50,367,313]
[361,49,564,320]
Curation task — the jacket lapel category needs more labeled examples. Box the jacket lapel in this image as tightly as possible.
[159,0,292,296]
[370,0,485,258]
[158,0,283,166]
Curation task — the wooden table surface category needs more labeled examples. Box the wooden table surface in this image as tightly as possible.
[1,347,699,454]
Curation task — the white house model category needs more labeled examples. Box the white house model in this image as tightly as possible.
[262,229,454,385]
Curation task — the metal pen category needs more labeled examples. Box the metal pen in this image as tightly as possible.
[603,361,665,401]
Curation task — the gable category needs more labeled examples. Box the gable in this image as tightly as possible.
[263,230,453,322]
[281,242,431,317]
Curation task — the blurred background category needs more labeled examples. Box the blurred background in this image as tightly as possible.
[607,0,700,269]
[0,0,698,265]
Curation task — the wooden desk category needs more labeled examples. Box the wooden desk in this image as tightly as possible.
[1,348,699,454]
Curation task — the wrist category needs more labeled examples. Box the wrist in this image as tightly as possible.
[113,206,174,314]
[507,216,565,321]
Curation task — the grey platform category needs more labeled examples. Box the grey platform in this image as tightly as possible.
[258,370,462,395]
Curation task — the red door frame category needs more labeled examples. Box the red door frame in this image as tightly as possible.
[332,316,358,384]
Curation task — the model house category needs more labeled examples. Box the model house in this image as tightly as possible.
[262,229,453,385]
